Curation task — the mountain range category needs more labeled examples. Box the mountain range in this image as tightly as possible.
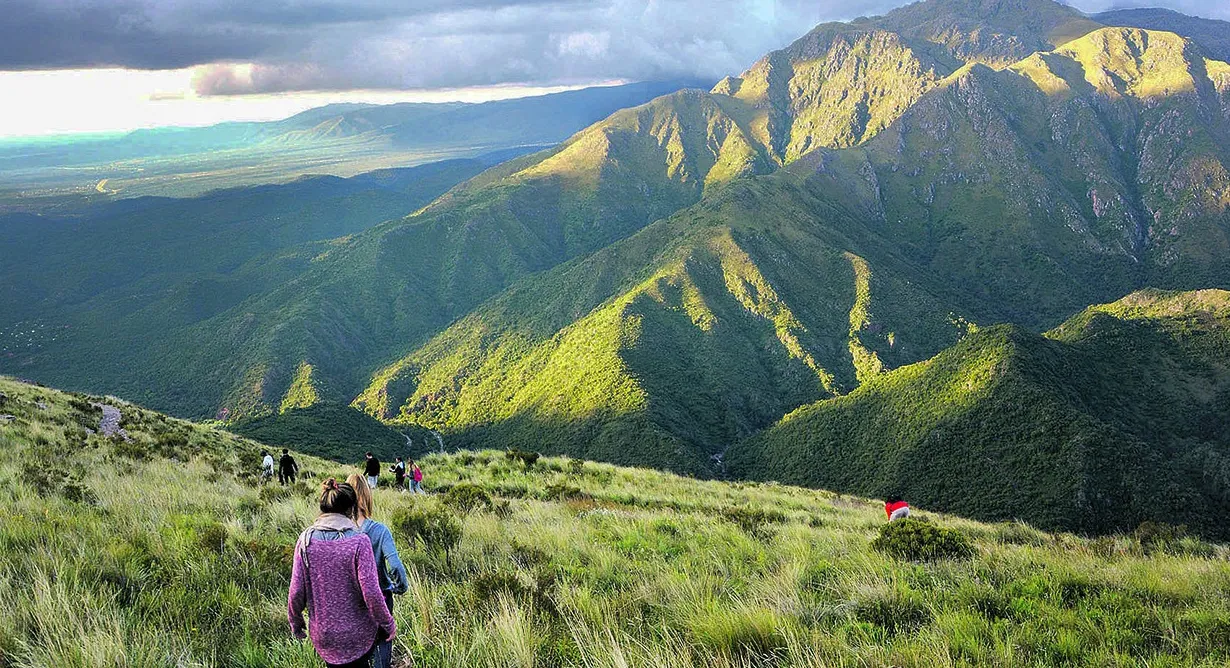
[3,0,1230,535]
[0,80,700,200]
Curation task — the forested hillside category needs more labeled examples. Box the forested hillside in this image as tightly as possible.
[730,290,1230,538]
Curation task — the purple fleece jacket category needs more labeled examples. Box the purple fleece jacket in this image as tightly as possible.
[288,531,396,664]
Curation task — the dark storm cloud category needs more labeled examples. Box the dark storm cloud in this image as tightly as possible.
[2,0,1227,94]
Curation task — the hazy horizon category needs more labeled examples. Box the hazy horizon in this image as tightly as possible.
[3,0,1228,138]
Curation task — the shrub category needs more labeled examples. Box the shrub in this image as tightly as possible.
[237,450,263,475]
[19,460,60,498]
[258,485,291,504]
[511,542,549,568]
[60,475,98,506]
[154,431,190,457]
[112,438,151,461]
[543,483,589,501]
[1133,521,1187,554]
[690,607,787,660]
[443,482,493,513]
[505,449,540,468]
[472,570,531,605]
[854,588,932,635]
[721,506,786,540]
[392,505,462,555]
[197,522,229,555]
[567,457,585,476]
[871,518,975,562]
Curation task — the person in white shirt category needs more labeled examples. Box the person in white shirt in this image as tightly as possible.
[261,450,275,483]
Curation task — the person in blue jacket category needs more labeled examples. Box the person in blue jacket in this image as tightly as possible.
[346,473,409,668]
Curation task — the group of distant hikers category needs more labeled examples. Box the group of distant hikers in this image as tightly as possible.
[273,444,910,667]
[261,450,424,494]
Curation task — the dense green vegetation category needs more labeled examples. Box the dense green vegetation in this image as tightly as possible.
[229,403,435,464]
[3,375,1230,666]
[731,290,1230,539]
[0,157,502,412]
[357,178,970,474]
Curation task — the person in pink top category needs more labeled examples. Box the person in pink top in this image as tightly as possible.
[289,478,396,667]
[410,460,424,495]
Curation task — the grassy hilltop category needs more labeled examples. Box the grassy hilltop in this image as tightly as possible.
[2,375,1229,666]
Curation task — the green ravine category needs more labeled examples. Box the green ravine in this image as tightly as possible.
[730,289,1230,539]
[1,375,1229,666]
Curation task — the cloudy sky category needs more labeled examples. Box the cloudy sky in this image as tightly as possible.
[2,0,1227,137]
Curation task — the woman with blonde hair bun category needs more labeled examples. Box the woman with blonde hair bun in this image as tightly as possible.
[288,478,394,667]
[346,473,409,668]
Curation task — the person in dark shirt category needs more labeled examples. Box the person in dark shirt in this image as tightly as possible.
[279,449,299,485]
[390,457,407,491]
[363,452,382,489]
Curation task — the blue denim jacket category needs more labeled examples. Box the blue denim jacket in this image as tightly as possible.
[359,519,409,594]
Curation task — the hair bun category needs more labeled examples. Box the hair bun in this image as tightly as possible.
[322,478,338,491]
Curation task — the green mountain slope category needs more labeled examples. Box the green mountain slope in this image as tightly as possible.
[0,157,509,410]
[354,172,975,473]
[150,88,782,420]
[3,374,1227,666]
[729,289,1230,538]
[872,0,1103,66]
[124,0,1117,422]
[810,26,1230,325]
[357,25,1230,476]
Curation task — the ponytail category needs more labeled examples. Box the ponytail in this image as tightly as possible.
[318,478,357,518]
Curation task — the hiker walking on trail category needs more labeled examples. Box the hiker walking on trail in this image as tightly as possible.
[363,452,381,489]
[279,449,299,485]
[289,479,395,668]
[347,474,408,668]
[410,460,424,495]
[261,450,275,484]
[391,457,407,492]
[885,495,911,521]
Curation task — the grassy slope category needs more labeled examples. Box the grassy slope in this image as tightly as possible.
[2,375,1229,666]
[730,290,1230,539]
